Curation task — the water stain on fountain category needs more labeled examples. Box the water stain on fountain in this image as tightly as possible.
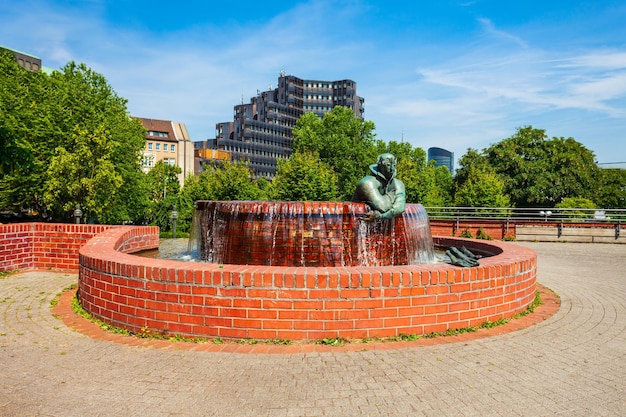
[194,201,435,267]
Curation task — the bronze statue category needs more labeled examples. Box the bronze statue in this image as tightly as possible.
[352,153,406,221]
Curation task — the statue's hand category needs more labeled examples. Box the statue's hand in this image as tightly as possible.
[361,211,381,222]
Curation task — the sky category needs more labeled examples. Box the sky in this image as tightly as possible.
[2,0,626,166]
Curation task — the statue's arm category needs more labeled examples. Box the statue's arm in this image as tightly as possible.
[353,178,392,213]
[378,181,406,219]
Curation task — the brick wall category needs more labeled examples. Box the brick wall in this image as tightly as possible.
[0,223,157,272]
[429,219,514,240]
[78,226,537,341]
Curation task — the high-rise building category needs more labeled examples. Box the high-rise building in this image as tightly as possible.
[133,117,195,185]
[428,147,454,173]
[205,73,364,178]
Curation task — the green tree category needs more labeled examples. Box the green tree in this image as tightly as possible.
[176,174,211,234]
[0,49,51,213]
[292,106,377,199]
[207,160,264,201]
[376,140,427,166]
[485,126,600,207]
[43,126,124,222]
[453,150,510,208]
[595,169,626,209]
[429,165,454,206]
[555,197,597,221]
[454,164,510,208]
[45,62,147,222]
[145,161,181,230]
[176,161,264,233]
[270,151,339,201]
[0,53,147,222]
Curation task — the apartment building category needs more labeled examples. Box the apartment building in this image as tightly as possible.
[205,73,364,178]
[134,117,195,185]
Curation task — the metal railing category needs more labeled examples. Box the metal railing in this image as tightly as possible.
[423,207,626,224]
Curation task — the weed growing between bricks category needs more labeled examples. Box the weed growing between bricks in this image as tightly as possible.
[0,270,19,279]
[55,287,546,347]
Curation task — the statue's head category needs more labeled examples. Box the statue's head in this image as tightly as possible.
[376,153,397,179]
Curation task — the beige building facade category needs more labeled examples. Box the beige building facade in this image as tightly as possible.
[134,117,195,185]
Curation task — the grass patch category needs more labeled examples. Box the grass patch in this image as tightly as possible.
[0,270,19,279]
[318,337,349,347]
[159,232,190,239]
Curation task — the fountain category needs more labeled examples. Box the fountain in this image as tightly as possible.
[76,154,537,342]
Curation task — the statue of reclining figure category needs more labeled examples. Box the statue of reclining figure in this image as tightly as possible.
[352,153,406,221]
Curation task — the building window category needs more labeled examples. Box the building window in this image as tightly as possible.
[147,142,153,150]
[171,144,175,152]
[156,143,161,151]
[148,130,169,138]
[163,144,168,152]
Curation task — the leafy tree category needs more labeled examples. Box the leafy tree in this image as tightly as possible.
[176,174,210,234]
[453,148,490,189]
[555,197,597,221]
[0,53,147,222]
[292,106,377,199]
[429,165,454,206]
[144,161,181,230]
[453,164,510,208]
[556,197,596,209]
[270,151,338,201]
[485,126,600,207]
[454,149,510,208]
[376,140,427,165]
[206,160,265,201]
[0,49,51,213]
[595,169,626,209]
[175,161,265,232]
[44,62,147,222]
[43,126,124,222]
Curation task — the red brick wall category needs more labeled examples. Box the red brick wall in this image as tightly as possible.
[429,219,515,240]
[0,223,155,272]
[78,227,537,341]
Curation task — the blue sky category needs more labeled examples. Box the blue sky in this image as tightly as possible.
[2,0,625,165]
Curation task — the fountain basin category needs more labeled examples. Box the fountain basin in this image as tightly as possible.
[78,226,537,341]
[195,201,434,267]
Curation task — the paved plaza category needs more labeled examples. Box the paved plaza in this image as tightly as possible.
[1,242,624,416]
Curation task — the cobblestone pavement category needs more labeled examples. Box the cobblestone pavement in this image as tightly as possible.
[1,242,624,417]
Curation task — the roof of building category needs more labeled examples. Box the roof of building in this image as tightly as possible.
[133,117,178,142]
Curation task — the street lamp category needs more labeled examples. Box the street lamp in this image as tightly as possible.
[170,205,179,238]
[73,204,83,224]
[539,210,552,222]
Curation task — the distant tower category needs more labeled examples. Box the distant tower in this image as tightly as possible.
[428,147,454,173]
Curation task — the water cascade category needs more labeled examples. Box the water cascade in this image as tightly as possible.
[194,201,434,267]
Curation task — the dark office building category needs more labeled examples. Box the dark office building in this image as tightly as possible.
[428,147,454,173]
[206,73,365,178]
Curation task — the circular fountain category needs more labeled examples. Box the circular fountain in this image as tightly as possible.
[77,199,537,342]
[77,150,535,343]
[195,201,434,267]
